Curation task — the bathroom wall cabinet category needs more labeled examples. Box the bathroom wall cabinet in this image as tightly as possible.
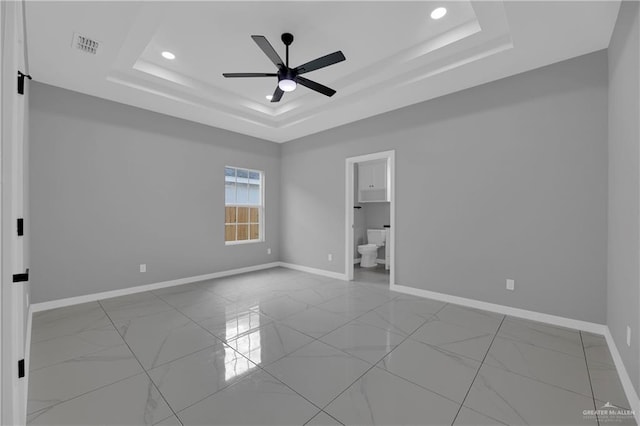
[358,159,389,202]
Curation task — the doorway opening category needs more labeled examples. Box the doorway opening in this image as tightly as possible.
[345,150,395,288]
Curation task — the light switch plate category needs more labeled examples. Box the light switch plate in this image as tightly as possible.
[140,264,146,273]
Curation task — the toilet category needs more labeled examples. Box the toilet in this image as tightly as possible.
[357,229,386,268]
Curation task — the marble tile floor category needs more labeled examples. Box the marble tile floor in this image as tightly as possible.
[27,267,636,425]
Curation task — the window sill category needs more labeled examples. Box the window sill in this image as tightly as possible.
[225,239,263,246]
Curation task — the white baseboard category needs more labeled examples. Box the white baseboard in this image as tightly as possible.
[278,262,347,281]
[31,262,281,312]
[390,282,640,423]
[23,261,640,423]
[390,283,606,335]
[603,328,640,423]
[23,304,33,422]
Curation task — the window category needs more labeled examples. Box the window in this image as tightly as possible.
[225,166,263,244]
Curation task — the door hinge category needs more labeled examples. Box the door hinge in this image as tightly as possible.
[12,269,29,283]
[17,218,24,236]
[18,359,25,378]
[17,71,32,95]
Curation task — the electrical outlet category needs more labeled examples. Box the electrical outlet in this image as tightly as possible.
[328,253,333,262]
[627,326,631,347]
[506,279,515,291]
[267,248,271,255]
[140,264,146,273]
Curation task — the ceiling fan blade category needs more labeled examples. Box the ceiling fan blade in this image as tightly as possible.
[222,73,277,78]
[271,86,284,103]
[294,51,346,74]
[296,76,336,97]
[251,35,285,68]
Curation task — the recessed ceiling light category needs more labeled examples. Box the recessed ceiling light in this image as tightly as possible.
[266,95,273,100]
[161,51,175,60]
[430,7,447,20]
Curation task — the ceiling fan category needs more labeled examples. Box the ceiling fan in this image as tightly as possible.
[223,33,346,103]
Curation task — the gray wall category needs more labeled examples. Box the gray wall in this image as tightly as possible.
[607,1,640,395]
[281,51,608,323]
[29,82,280,303]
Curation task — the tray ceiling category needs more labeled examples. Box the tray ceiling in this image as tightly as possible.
[26,1,620,143]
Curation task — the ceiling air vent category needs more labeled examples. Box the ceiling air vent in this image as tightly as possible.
[72,32,100,55]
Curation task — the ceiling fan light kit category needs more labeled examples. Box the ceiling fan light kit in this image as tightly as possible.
[223,32,346,103]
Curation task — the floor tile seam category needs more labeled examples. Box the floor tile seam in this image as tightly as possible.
[249,304,315,323]
[108,302,194,330]
[99,292,177,309]
[143,339,225,372]
[198,283,241,302]
[152,292,252,344]
[455,404,510,425]
[28,342,134,374]
[498,324,584,345]
[479,356,600,401]
[223,324,322,369]
[315,356,383,415]
[314,335,395,367]
[154,413,184,426]
[97,300,182,422]
[172,362,326,419]
[368,363,465,406]
[223,319,316,350]
[490,330,589,360]
[311,294,445,339]
[316,410,346,426]
[26,369,147,418]
[301,409,329,426]
[421,315,505,339]
[493,337,585,360]
[318,303,458,415]
[346,301,448,347]
[504,315,588,333]
[161,303,273,373]
[584,357,617,369]
[318,348,463,419]
[152,292,230,313]
[30,321,116,345]
[450,314,506,425]
[162,295,329,404]
[101,306,184,325]
[581,331,601,426]
[403,337,489,364]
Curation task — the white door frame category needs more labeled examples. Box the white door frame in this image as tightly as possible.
[345,150,395,285]
[1,0,29,424]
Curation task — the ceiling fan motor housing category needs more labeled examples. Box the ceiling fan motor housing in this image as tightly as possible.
[278,68,297,82]
[281,33,294,46]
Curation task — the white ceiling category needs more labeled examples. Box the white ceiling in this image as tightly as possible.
[26,1,620,143]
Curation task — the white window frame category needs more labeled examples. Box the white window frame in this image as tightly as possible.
[224,166,265,245]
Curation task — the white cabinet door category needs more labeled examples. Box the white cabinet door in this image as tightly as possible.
[358,159,388,202]
[370,160,387,189]
[358,163,375,191]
